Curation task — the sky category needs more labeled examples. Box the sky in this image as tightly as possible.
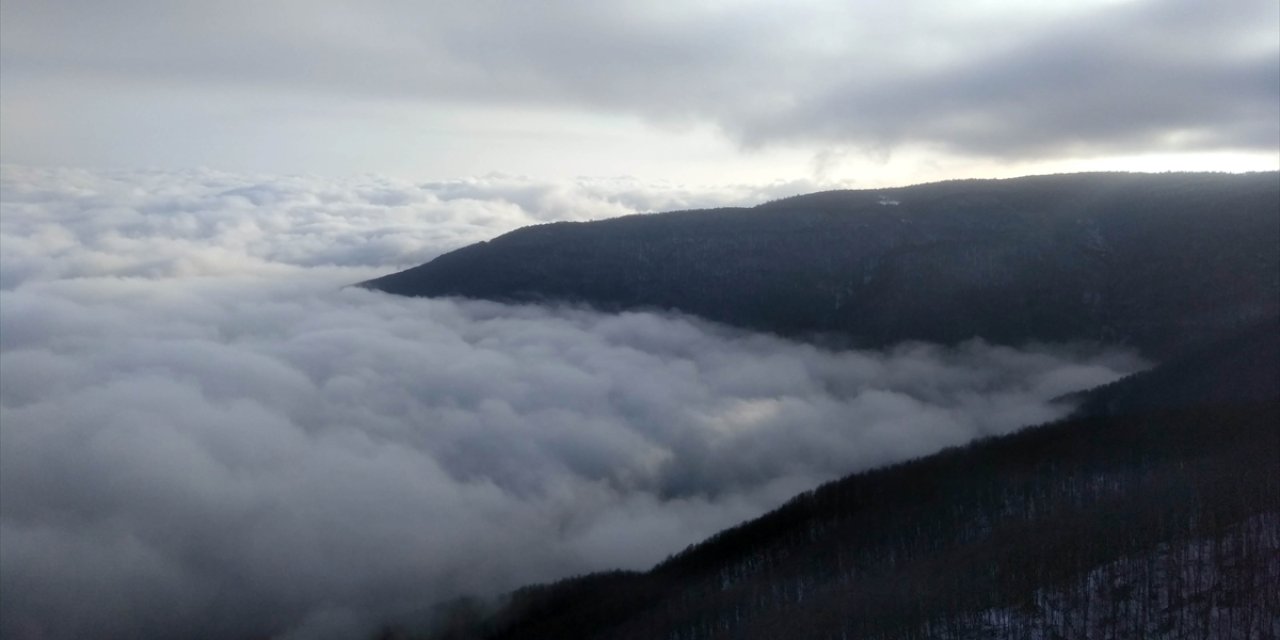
[1,0,1277,187]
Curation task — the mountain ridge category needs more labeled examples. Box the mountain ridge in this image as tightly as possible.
[362,171,1280,360]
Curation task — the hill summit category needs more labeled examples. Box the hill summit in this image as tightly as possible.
[363,172,1279,359]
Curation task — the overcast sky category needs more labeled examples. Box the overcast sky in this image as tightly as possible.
[2,0,1277,186]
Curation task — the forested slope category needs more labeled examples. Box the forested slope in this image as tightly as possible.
[411,322,1280,640]
[364,172,1280,359]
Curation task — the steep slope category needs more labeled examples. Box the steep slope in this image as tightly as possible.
[1069,317,1280,418]
[363,172,1280,359]
[411,323,1279,640]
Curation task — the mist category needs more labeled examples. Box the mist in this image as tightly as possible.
[0,166,1144,639]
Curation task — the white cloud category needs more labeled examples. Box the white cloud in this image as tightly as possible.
[0,165,836,289]
[0,166,1144,639]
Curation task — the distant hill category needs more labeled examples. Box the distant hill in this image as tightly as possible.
[1068,317,1280,418]
[408,316,1280,640]
[363,172,1280,360]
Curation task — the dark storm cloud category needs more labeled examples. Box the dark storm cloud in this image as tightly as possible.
[3,0,1275,160]
[0,167,1144,639]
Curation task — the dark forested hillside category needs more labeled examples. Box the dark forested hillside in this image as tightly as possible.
[407,322,1280,640]
[1068,318,1280,418]
[363,172,1280,359]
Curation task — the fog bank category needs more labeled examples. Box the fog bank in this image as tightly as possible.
[0,166,1144,639]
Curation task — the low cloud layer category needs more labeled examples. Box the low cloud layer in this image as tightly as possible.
[0,167,1144,639]
[0,165,830,288]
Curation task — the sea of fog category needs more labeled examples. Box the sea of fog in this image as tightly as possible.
[0,166,1144,639]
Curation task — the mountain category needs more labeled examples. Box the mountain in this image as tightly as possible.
[408,321,1279,640]
[1067,318,1280,418]
[363,172,1280,360]
[362,172,1279,638]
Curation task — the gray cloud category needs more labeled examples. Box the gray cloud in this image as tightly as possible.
[3,0,1275,163]
[742,0,1280,157]
[0,167,1144,639]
